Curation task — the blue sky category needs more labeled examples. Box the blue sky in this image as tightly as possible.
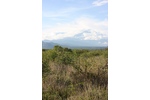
[42,0,108,46]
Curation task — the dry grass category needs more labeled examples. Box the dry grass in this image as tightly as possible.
[42,48,108,100]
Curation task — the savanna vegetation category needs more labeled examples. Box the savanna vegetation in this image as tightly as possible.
[42,45,108,100]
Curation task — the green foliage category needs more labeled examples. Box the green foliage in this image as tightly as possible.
[42,46,108,100]
[54,45,63,53]
[55,52,73,65]
[42,51,50,76]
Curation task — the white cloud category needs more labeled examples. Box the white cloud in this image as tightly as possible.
[103,42,108,44]
[42,17,108,40]
[82,30,102,40]
[92,0,108,7]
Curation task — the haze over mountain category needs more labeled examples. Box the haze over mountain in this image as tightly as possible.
[42,40,59,49]
[42,29,108,49]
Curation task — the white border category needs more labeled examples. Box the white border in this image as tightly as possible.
[0,0,42,100]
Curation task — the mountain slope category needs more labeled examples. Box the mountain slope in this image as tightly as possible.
[42,41,59,49]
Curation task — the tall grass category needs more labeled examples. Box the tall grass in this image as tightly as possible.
[42,46,108,100]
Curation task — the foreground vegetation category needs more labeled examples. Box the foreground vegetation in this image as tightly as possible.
[42,46,108,100]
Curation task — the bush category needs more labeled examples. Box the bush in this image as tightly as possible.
[42,46,108,100]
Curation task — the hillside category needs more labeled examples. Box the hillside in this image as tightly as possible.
[42,40,58,49]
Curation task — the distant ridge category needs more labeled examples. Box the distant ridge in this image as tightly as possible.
[42,40,107,50]
[42,40,59,49]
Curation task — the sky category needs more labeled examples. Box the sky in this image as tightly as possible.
[42,0,108,46]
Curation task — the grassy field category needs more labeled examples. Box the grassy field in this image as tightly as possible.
[42,45,108,100]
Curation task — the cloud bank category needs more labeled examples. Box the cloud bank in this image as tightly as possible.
[42,17,107,41]
[92,0,108,7]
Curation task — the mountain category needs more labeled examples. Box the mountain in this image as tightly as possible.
[51,29,107,47]
[51,37,107,47]
[42,40,59,49]
[42,29,108,49]
[42,38,107,49]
